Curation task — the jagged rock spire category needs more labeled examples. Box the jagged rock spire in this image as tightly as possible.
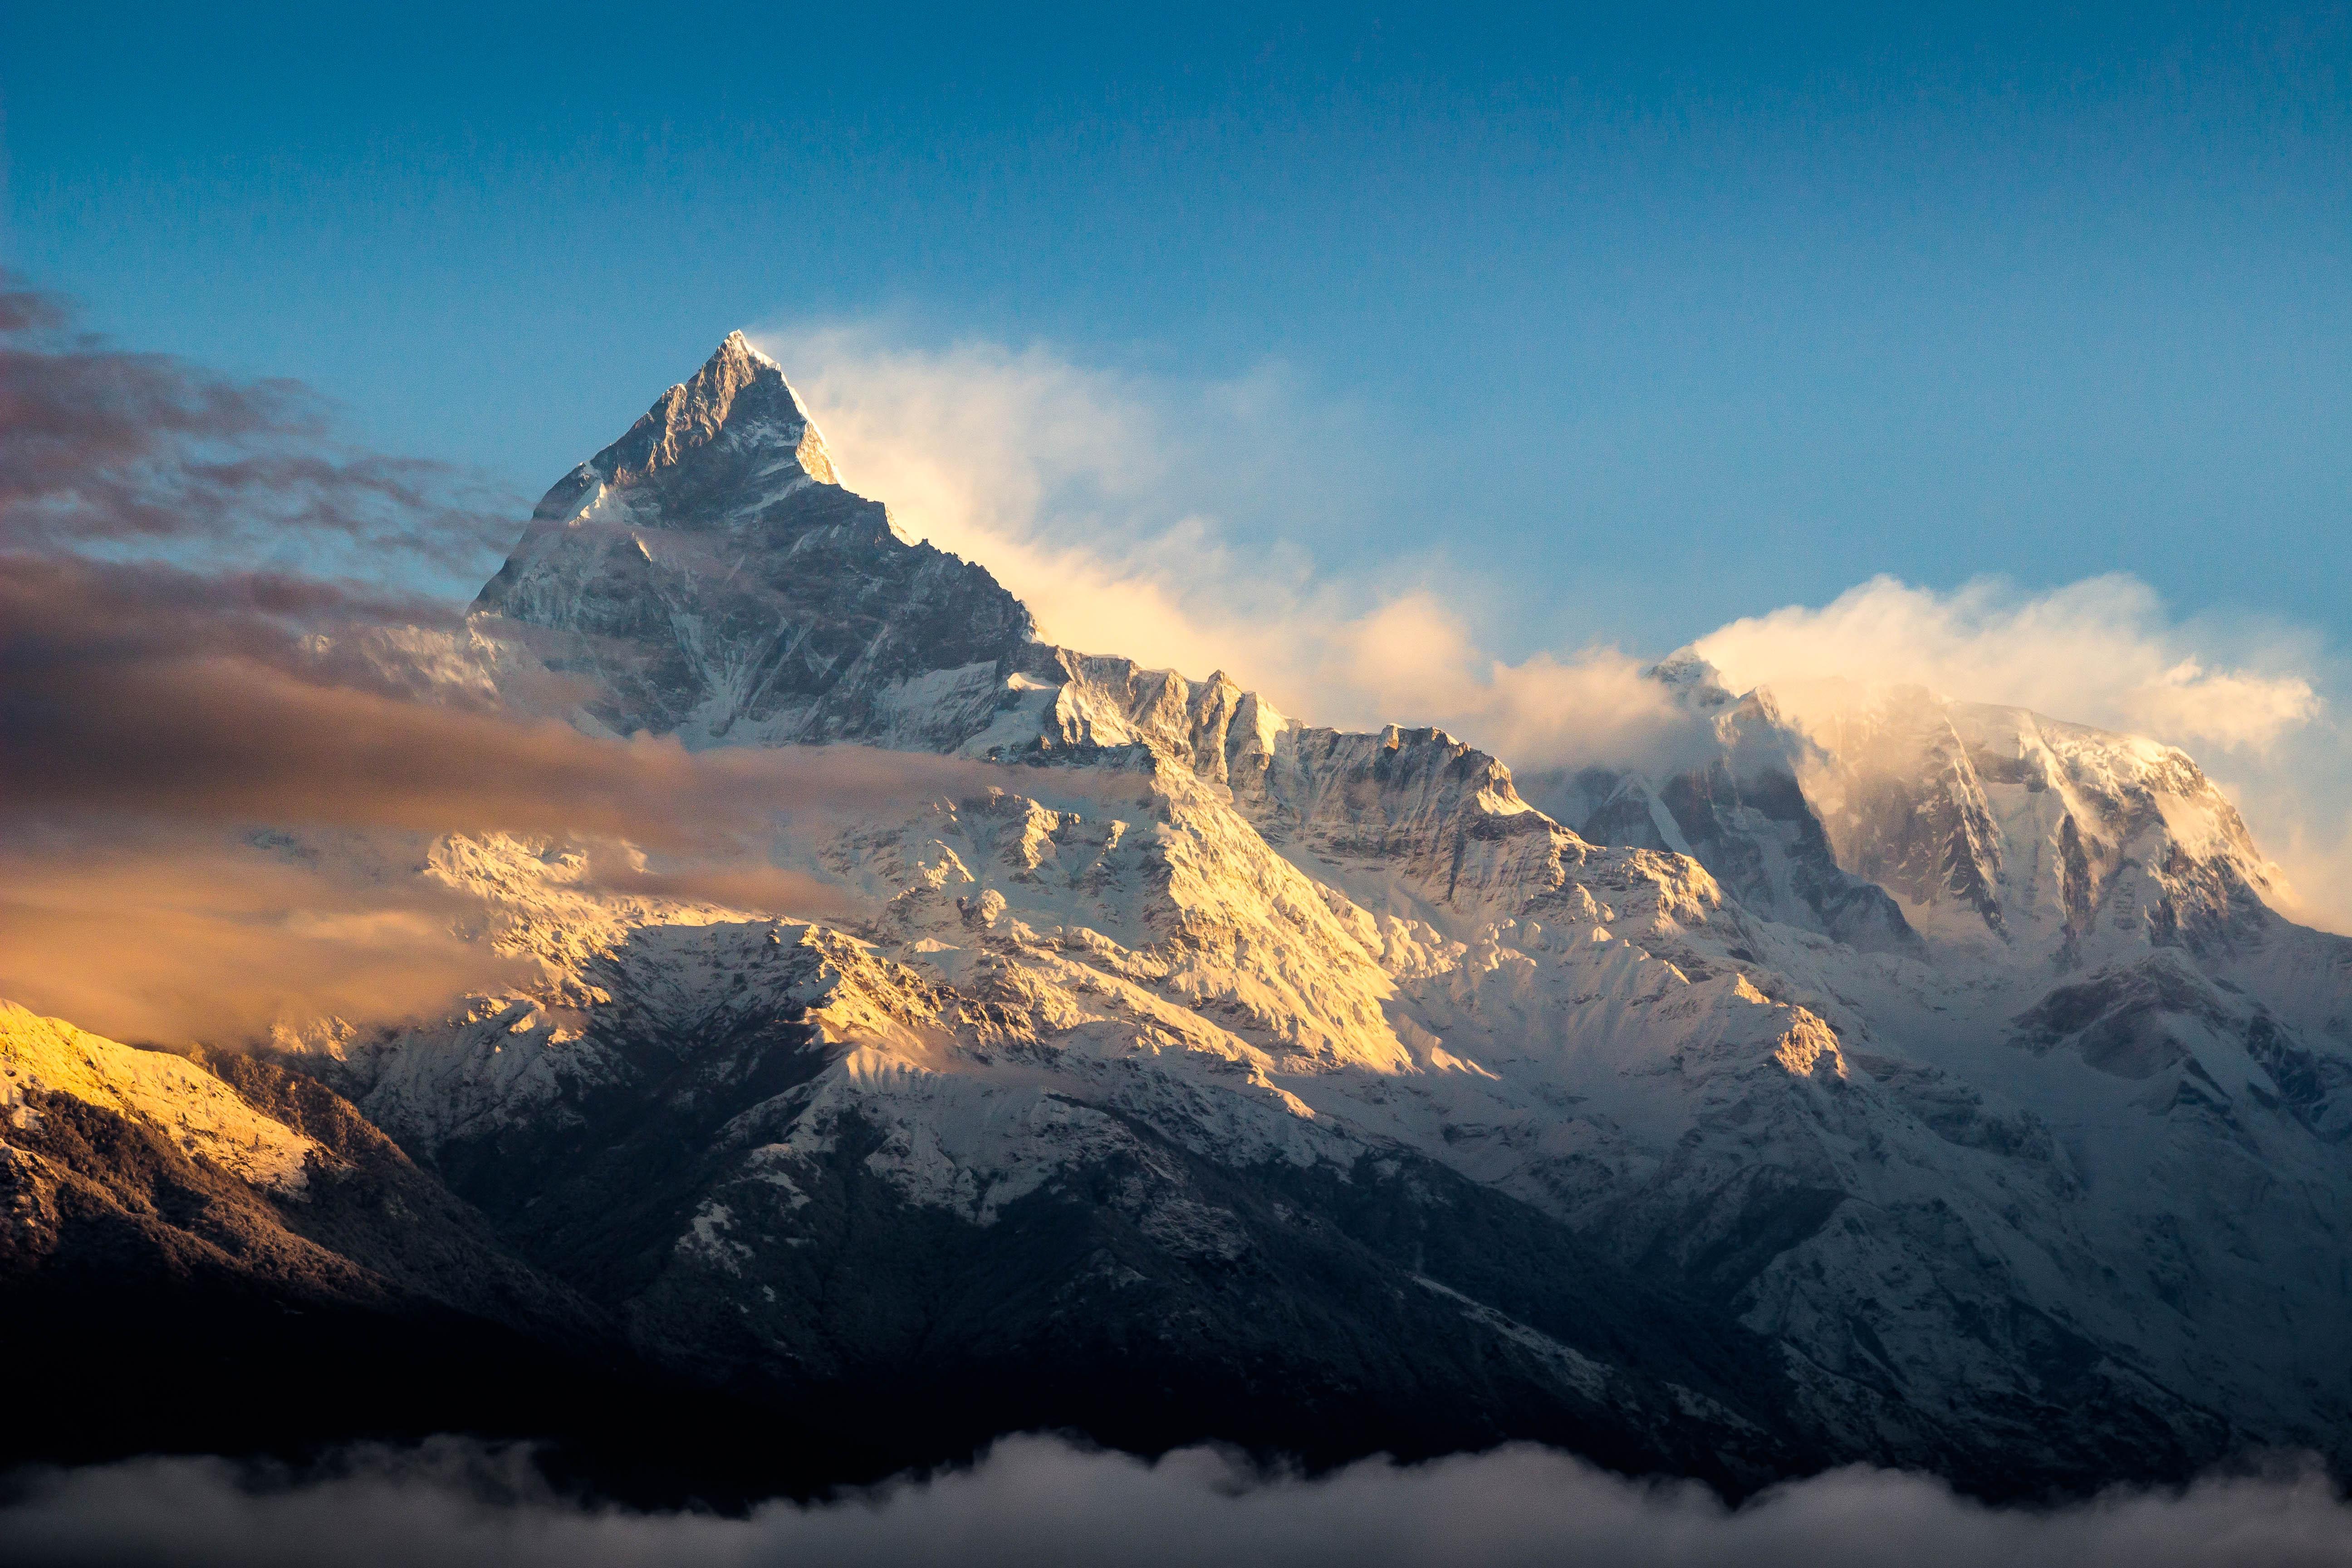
[578,331,838,493]
[470,334,1037,743]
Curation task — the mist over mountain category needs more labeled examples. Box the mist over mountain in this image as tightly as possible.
[5,333,2352,1558]
[10,1435,2352,1568]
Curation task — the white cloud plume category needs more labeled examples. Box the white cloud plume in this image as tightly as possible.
[760,326,1345,705]
[1695,574,2324,755]
[759,327,2352,933]
[756,328,1698,773]
[5,1435,2351,1568]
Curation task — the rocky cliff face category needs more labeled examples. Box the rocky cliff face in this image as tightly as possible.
[14,336,2351,1499]
[474,334,1036,747]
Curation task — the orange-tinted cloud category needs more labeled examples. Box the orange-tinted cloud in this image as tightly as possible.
[0,823,875,1048]
[0,828,531,1047]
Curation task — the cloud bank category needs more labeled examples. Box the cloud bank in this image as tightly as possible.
[770,327,2352,931]
[5,1435,2351,1568]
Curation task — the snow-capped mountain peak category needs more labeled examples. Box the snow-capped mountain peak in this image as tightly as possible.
[468,338,1034,745]
[122,338,2352,1497]
[519,331,840,532]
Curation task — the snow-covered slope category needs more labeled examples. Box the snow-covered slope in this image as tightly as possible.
[1519,657,2352,1465]
[0,999,599,1343]
[1,1001,318,1191]
[1524,664,1921,957]
[113,335,2352,1492]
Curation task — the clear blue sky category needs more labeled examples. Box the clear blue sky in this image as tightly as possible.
[5,1,2347,657]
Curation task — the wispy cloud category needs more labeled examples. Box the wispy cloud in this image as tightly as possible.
[0,555,1000,1043]
[0,278,513,583]
[0,830,534,1046]
[760,326,1707,774]
[5,1434,2349,1568]
[0,550,1078,1042]
[761,326,1343,700]
[0,295,1048,1043]
[1695,574,2325,756]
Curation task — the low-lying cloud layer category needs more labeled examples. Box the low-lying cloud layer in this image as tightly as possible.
[769,325,2352,932]
[5,1435,2350,1568]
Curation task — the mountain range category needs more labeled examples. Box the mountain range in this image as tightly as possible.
[7,333,2347,1502]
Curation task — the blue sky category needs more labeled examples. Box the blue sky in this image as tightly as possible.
[5,1,2348,660]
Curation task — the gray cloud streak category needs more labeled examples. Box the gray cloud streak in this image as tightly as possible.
[3,1435,2348,1568]
[0,278,512,577]
[0,554,1023,850]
